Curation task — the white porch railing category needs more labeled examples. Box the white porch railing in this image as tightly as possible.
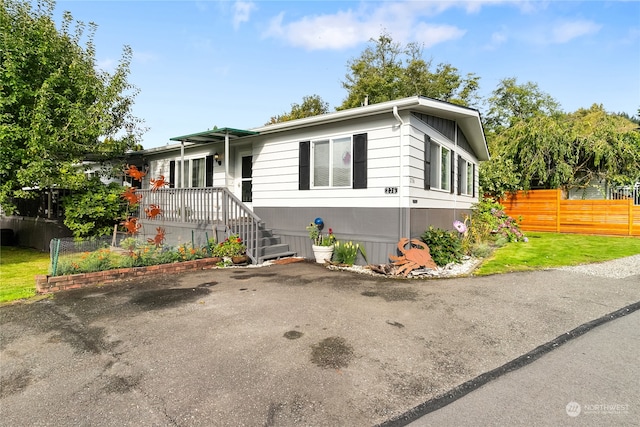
[608,184,640,205]
[134,187,262,263]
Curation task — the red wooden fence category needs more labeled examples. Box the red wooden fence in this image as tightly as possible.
[500,189,640,237]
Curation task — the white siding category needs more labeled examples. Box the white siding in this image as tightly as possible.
[133,106,484,210]
[251,115,404,208]
[404,115,480,210]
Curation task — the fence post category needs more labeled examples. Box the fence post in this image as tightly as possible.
[629,198,633,236]
[556,189,561,232]
[50,238,61,276]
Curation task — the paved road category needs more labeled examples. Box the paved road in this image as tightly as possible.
[1,261,638,426]
[404,308,640,426]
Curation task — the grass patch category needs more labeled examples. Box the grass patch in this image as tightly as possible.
[476,232,640,275]
[0,246,50,303]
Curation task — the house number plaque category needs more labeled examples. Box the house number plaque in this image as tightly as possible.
[385,187,398,194]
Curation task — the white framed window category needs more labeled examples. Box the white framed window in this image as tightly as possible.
[430,143,451,191]
[191,158,204,187]
[175,158,206,188]
[463,159,473,195]
[312,136,352,188]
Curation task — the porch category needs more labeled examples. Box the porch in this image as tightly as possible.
[134,187,295,264]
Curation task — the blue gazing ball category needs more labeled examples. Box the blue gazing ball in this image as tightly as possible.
[314,217,324,230]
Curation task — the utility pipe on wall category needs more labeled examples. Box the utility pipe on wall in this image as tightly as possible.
[393,105,409,240]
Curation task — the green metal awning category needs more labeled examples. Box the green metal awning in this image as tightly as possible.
[169,127,258,144]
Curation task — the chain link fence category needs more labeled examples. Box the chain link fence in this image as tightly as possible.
[49,234,129,276]
[49,228,218,276]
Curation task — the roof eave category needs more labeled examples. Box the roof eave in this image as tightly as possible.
[255,96,489,161]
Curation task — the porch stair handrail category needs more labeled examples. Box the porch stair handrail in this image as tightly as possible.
[219,189,261,264]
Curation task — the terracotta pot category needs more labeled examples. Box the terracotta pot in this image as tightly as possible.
[232,255,249,265]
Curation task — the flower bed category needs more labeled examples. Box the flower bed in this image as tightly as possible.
[36,257,221,294]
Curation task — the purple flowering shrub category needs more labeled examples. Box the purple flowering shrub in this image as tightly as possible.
[469,197,527,243]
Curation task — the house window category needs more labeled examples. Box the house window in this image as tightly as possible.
[430,143,451,192]
[191,158,204,187]
[441,147,451,192]
[312,136,352,188]
[464,160,473,195]
[173,158,207,188]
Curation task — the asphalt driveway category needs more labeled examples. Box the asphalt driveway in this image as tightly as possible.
[1,261,638,426]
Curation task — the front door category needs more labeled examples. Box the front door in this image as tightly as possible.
[236,151,252,208]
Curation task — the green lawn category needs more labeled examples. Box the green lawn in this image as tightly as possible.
[475,232,640,275]
[0,246,50,303]
[2,233,639,303]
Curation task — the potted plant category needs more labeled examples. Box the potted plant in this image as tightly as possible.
[212,234,248,264]
[306,220,336,263]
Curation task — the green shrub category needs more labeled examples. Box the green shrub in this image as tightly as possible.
[470,242,492,258]
[466,196,526,246]
[62,180,134,239]
[420,227,464,266]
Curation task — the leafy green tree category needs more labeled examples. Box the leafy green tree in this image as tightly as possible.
[483,77,561,133]
[62,180,132,238]
[339,32,480,109]
[266,94,329,124]
[478,156,522,199]
[482,82,640,195]
[0,0,143,214]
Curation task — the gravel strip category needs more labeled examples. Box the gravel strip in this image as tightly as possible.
[555,254,640,279]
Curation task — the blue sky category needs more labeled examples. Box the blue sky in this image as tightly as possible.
[55,1,640,149]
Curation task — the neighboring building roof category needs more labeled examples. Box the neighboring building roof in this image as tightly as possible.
[147,96,488,160]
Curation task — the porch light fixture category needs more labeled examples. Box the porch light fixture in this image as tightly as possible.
[214,152,222,166]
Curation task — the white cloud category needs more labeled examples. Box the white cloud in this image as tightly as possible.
[260,1,562,51]
[233,1,256,30]
[413,23,467,48]
[484,28,508,50]
[261,1,505,50]
[551,19,602,43]
[263,9,372,50]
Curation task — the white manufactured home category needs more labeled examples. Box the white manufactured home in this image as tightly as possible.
[126,96,489,264]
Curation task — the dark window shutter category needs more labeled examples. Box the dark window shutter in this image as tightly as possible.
[353,133,368,189]
[472,163,476,198]
[457,156,464,195]
[205,155,214,187]
[169,160,176,188]
[299,141,310,190]
[424,135,432,190]
[450,151,455,194]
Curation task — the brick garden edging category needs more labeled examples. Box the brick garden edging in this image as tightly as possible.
[35,258,221,294]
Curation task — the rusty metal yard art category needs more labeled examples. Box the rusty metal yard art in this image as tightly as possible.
[389,238,438,277]
[123,164,147,181]
[149,175,170,191]
[122,166,168,246]
[147,226,166,247]
[144,204,162,219]
[121,186,142,205]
